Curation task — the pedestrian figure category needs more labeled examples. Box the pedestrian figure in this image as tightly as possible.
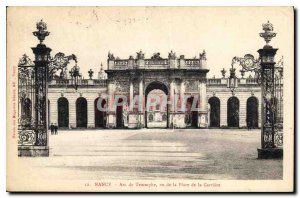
[54,124,58,135]
[50,123,54,135]
[246,119,250,130]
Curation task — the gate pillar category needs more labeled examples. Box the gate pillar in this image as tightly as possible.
[18,20,51,157]
[257,21,283,159]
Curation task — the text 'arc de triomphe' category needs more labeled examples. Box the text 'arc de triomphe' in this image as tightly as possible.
[104,50,209,128]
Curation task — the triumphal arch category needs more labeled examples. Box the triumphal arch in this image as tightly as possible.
[104,50,209,129]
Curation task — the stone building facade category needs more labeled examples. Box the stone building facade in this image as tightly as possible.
[44,50,271,129]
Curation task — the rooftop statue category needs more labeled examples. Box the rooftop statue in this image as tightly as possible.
[136,50,145,59]
[151,52,162,60]
[108,51,115,60]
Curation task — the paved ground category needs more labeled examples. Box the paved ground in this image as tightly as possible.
[22,129,282,180]
[147,121,167,128]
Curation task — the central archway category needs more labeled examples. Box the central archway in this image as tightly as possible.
[145,81,169,128]
[185,96,198,128]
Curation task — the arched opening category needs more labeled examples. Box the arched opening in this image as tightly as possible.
[58,97,69,128]
[21,98,32,127]
[145,81,169,128]
[246,96,258,129]
[227,96,239,128]
[185,96,198,128]
[76,97,87,128]
[116,98,124,128]
[95,97,107,128]
[208,97,220,127]
[148,114,154,122]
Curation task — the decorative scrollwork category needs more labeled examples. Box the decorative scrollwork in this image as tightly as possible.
[48,52,77,80]
[184,80,198,92]
[232,54,261,73]
[18,54,33,67]
[18,67,31,80]
[115,80,129,92]
[263,126,274,148]
[36,128,47,146]
[274,124,283,147]
[18,129,36,145]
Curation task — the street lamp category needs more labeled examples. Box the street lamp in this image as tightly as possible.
[69,64,82,90]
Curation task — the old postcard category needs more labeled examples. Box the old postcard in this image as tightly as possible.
[6,7,294,192]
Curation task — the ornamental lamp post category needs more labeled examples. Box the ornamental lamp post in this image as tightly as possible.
[69,64,81,90]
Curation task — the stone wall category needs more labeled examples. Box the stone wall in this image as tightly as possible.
[207,84,261,128]
[48,86,107,129]
[48,78,264,129]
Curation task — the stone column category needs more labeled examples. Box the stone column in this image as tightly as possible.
[49,98,57,127]
[106,81,116,128]
[169,79,174,128]
[69,96,77,129]
[87,98,95,128]
[173,79,186,128]
[220,95,227,127]
[130,81,134,105]
[198,80,208,128]
[180,80,185,104]
[239,94,247,128]
[128,80,138,128]
[138,78,144,127]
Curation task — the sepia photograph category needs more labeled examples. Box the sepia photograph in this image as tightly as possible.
[6,6,294,192]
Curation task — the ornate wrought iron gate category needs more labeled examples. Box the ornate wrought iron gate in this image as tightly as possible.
[18,20,51,156]
[18,55,37,146]
[18,20,77,156]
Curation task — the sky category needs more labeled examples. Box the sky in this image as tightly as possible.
[7,7,294,78]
